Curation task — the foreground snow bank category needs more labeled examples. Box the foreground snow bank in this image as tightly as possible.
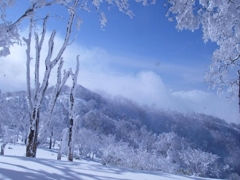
[0,144,220,180]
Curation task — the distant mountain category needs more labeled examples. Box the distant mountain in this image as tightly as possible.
[61,85,240,177]
[1,84,239,179]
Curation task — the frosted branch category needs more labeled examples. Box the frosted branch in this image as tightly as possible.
[34,14,49,99]
[39,59,71,143]
[52,0,79,65]
[24,17,34,112]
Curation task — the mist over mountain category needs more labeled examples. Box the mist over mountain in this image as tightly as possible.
[1,85,240,179]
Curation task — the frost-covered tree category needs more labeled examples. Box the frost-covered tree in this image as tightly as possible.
[166,0,240,102]
[179,147,220,177]
[0,0,19,57]
[25,1,79,157]
[76,128,102,159]
[57,57,80,161]
[100,136,132,166]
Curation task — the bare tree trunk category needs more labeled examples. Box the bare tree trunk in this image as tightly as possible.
[1,142,8,155]
[49,128,53,149]
[49,137,52,150]
[57,139,62,160]
[57,152,62,160]
[53,139,56,148]
[26,108,39,157]
[24,126,28,144]
[16,128,19,143]
[68,118,74,161]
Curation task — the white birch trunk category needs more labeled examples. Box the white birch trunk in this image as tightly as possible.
[68,56,80,161]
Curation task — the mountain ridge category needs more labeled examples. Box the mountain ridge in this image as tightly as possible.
[0,84,239,178]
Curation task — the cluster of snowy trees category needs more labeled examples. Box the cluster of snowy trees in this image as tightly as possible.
[76,97,240,179]
[76,128,220,178]
[0,91,29,147]
[0,87,240,179]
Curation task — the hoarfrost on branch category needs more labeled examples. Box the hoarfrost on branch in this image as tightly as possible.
[166,0,240,99]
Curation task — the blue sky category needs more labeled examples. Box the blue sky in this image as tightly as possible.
[74,2,217,90]
[1,1,239,124]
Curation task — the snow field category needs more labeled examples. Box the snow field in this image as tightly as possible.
[0,143,221,180]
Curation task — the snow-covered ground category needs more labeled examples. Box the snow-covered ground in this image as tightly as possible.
[0,143,220,180]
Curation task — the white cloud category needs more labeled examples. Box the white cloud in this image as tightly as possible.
[78,69,239,124]
[0,30,239,124]
[80,71,170,106]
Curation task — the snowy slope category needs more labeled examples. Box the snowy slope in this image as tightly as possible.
[0,143,221,180]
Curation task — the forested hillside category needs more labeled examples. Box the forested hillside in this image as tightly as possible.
[0,85,239,179]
